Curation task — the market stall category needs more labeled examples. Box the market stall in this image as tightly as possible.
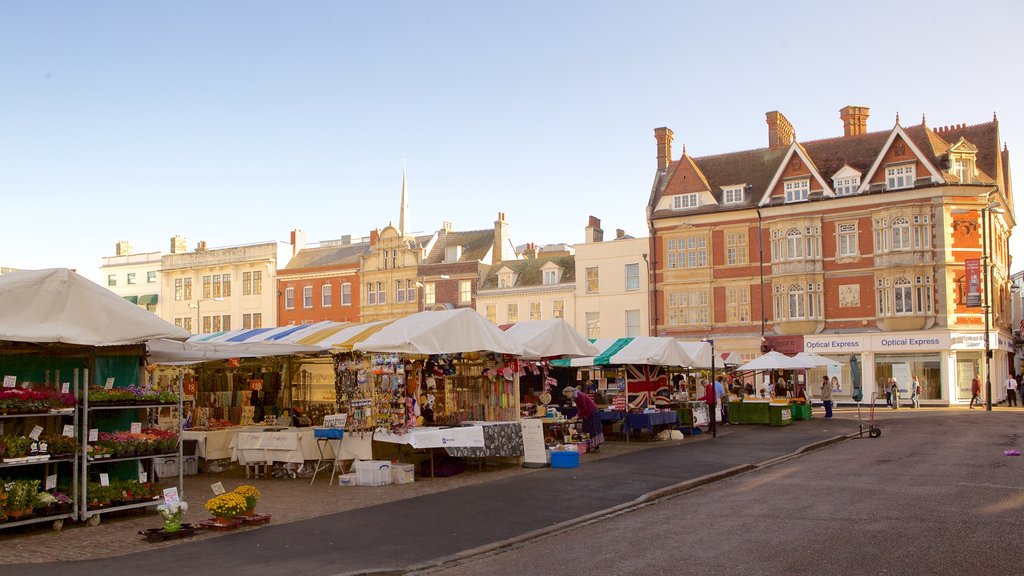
[732,351,818,424]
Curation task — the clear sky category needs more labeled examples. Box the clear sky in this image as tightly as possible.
[3,0,1023,282]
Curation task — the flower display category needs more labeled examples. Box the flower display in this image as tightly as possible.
[87,386,176,405]
[232,485,261,511]
[92,429,179,458]
[205,492,248,519]
[0,387,76,414]
[157,501,189,532]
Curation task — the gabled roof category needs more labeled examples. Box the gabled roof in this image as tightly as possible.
[758,141,835,206]
[285,242,371,270]
[649,117,1003,220]
[422,228,494,265]
[857,123,945,193]
[479,255,575,290]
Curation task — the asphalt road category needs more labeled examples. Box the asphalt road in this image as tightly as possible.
[9,416,854,576]
[422,411,1024,576]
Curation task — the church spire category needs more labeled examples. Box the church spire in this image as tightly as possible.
[398,163,410,236]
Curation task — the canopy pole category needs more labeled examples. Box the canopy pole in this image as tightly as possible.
[624,367,630,443]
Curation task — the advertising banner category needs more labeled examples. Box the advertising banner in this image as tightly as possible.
[965,258,982,308]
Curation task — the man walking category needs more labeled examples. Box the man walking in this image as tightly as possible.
[1005,374,1018,407]
[970,374,982,409]
[703,378,717,438]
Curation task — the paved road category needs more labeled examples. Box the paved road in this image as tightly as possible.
[423,411,1024,576]
[10,418,856,576]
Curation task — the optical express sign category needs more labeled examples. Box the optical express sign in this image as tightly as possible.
[803,333,1011,353]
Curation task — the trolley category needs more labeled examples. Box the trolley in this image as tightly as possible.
[857,392,882,438]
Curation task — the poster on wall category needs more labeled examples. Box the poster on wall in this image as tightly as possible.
[827,365,843,394]
[892,363,911,394]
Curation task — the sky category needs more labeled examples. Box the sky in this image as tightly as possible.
[2,1,1023,282]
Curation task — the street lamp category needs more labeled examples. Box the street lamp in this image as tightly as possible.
[953,201,1005,411]
[189,297,224,334]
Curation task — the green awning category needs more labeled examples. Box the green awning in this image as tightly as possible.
[551,337,634,367]
[591,337,634,365]
[138,294,158,305]
[123,295,139,304]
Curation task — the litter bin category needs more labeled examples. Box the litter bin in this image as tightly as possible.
[769,404,793,426]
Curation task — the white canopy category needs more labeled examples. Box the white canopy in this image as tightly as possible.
[608,336,694,367]
[0,268,189,346]
[676,341,735,369]
[736,351,818,371]
[503,319,599,359]
[794,351,844,367]
[354,308,524,355]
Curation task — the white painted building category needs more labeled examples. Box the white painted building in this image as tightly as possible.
[99,241,163,316]
[573,216,649,339]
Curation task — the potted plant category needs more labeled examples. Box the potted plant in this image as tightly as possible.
[52,491,73,514]
[7,480,37,519]
[156,501,188,532]
[204,492,247,525]
[232,485,261,516]
[3,436,32,462]
[32,490,58,516]
[0,483,8,523]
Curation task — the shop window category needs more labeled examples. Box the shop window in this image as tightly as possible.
[876,354,941,401]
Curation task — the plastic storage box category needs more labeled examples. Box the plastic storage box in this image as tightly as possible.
[314,427,345,439]
[391,463,415,484]
[338,473,357,486]
[550,451,579,469]
[354,460,392,486]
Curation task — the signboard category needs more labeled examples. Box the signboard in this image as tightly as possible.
[211,482,226,495]
[322,414,347,428]
[104,377,115,390]
[162,487,180,507]
[520,418,548,467]
[2,375,15,388]
[804,336,864,353]
[612,395,627,411]
[827,365,843,394]
[183,378,199,396]
[248,379,264,391]
[965,258,982,308]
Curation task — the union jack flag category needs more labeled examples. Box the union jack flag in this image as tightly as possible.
[625,365,671,410]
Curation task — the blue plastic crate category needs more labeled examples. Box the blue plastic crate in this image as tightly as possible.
[550,450,579,468]
[314,427,344,439]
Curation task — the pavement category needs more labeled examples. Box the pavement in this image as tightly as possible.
[2,412,863,576]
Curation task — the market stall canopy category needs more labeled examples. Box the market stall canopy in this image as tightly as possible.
[0,268,189,346]
[145,339,249,364]
[736,351,818,371]
[354,308,524,355]
[501,319,600,359]
[608,336,694,367]
[676,341,736,369]
[794,351,844,367]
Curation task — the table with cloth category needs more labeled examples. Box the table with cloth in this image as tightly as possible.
[374,426,487,478]
[623,410,680,438]
[182,427,244,460]
[229,428,323,465]
[444,421,524,458]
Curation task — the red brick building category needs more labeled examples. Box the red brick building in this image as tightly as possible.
[277,235,369,325]
[648,106,1014,405]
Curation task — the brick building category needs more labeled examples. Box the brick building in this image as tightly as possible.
[277,232,370,325]
[648,106,1015,405]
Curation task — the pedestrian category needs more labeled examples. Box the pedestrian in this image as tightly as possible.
[892,378,901,410]
[911,375,922,409]
[970,374,982,409]
[775,377,787,398]
[715,376,728,424]
[703,378,717,438]
[1005,374,1017,407]
[820,375,833,418]
[883,378,893,407]
[562,386,604,452]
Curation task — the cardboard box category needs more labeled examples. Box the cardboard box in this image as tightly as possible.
[391,463,415,484]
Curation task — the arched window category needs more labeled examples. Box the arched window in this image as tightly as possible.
[891,217,911,250]
[786,228,803,260]
[788,284,805,319]
[893,277,913,314]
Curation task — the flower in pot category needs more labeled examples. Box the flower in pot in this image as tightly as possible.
[4,436,32,460]
[205,492,247,523]
[32,490,58,516]
[232,485,261,515]
[53,491,73,513]
[157,501,188,532]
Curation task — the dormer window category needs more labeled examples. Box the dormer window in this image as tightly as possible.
[543,269,559,285]
[673,193,699,210]
[784,179,809,203]
[885,164,915,190]
[498,271,516,288]
[722,186,745,205]
[444,245,462,263]
[833,176,860,196]
[951,156,976,184]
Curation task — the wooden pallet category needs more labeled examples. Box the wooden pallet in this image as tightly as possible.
[199,518,244,531]
[235,513,271,525]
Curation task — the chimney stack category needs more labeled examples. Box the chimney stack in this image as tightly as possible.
[115,241,132,256]
[839,105,870,136]
[196,241,207,252]
[492,212,511,265]
[340,234,351,246]
[441,220,453,234]
[170,235,187,254]
[585,216,604,244]
[290,228,307,256]
[654,127,674,172]
[616,229,626,239]
[369,229,379,247]
[766,111,795,148]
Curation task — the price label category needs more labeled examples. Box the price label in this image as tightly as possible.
[99,473,110,487]
[139,471,148,483]
[163,487,180,507]
[2,375,15,388]
[29,425,43,441]
[104,377,115,390]
[46,474,57,490]
[211,482,225,495]
[61,382,70,394]
[88,429,98,442]
[130,422,142,434]
[63,424,75,437]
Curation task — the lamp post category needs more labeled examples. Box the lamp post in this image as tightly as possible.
[189,297,224,335]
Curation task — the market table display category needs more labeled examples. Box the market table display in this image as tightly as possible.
[182,427,243,460]
[769,403,793,426]
[444,421,524,458]
[738,399,771,424]
[374,426,486,479]
[623,410,679,437]
[229,428,324,465]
